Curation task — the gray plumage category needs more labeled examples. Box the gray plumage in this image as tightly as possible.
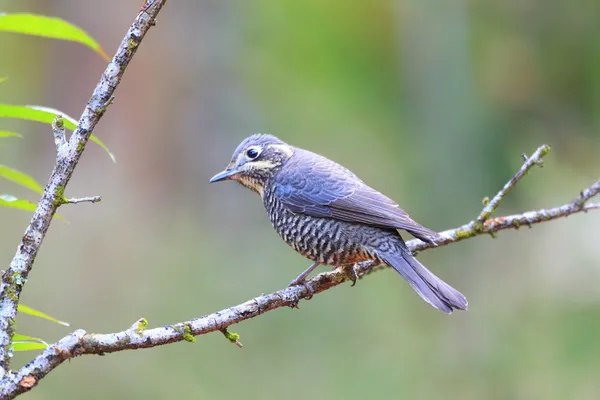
[210,134,468,314]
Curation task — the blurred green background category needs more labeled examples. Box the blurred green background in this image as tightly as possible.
[1,0,600,399]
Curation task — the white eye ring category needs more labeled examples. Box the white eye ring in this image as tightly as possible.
[246,146,262,160]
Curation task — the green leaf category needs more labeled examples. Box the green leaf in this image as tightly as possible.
[0,195,65,221]
[13,334,48,344]
[12,333,49,352]
[0,77,7,84]
[0,104,116,162]
[0,131,22,139]
[0,194,37,212]
[12,341,48,351]
[0,13,109,61]
[89,135,116,163]
[18,304,70,326]
[0,165,44,194]
[0,104,76,129]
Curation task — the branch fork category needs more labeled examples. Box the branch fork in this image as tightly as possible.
[476,144,551,225]
[0,1,167,396]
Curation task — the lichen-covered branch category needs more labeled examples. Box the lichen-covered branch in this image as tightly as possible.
[65,196,102,204]
[412,191,599,253]
[477,144,550,224]
[0,150,598,399]
[0,0,166,380]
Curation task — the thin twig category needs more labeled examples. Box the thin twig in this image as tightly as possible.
[220,328,244,348]
[64,196,102,204]
[584,202,600,210]
[476,144,551,224]
[51,115,66,151]
[0,175,597,399]
[0,0,166,379]
[413,189,599,252]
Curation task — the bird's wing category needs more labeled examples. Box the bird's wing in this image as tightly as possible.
[274,149,440,243]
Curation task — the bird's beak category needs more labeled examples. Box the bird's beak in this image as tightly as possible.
[209,168,239,183]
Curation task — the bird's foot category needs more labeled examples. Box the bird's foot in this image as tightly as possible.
[287,278,315,301]
[286,262,320,302]
[343,261,375,285]
[342,264,360,287]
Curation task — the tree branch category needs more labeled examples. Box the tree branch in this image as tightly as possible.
[0,143,598,398]
[64,196,102,204]
[0,0,166,382]
[476,145,550,224]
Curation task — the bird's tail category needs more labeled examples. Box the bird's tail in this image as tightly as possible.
[379,250,468,314]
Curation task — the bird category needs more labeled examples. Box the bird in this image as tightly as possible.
[209,134,467,314]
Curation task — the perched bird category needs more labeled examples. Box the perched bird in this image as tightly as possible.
[210,134,467,314]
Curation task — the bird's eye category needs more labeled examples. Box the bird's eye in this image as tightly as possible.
[246,147,261,160]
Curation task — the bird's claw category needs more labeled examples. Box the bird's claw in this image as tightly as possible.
[303,284,314,300]
[345,264,360,287]
[287,279,314,302]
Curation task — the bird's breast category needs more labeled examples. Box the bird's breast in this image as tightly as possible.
[263,187,400,266]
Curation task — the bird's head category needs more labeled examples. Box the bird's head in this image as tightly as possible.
[209,134,295,196]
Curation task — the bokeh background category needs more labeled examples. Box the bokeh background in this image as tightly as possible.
[1,0,600,399]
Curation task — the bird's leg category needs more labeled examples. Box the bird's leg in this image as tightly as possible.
[288,262,320,287]
[288,262,320,300]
